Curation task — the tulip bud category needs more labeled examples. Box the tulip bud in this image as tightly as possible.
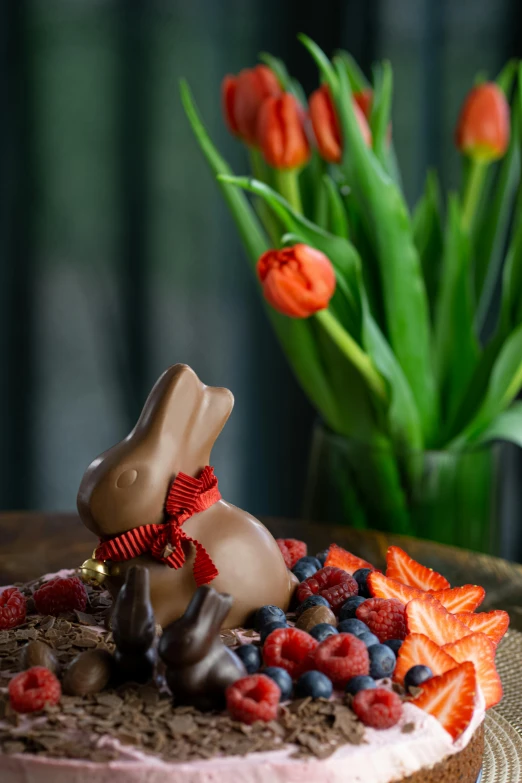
[455,82,510,163]
[309,84,371,164]
[256,244,336,318]
[256,93,310,169]
[221,65,281,146]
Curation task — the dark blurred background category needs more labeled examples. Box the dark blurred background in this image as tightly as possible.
[1,0,522,523]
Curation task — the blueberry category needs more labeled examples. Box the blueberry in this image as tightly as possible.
[339,596,366,621]
[295,670,333,700]
[368,644,397,679]
[309,623,338,642]
[255,605,286,630]
[292,561,319,582]
[384,639,403,655]
[405,665,433,689]
[353,568,373,598]
[295,595,330,617]
[260,620,288,644]
[345,675,377,696]
[235,644,262,674]
[337,618,370,637]
[358,631,380,648]
[263,666,293,701]
[295,556,322,571]
[315,549,329,566]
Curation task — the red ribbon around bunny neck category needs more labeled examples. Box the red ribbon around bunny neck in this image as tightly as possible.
[94,466,220,586]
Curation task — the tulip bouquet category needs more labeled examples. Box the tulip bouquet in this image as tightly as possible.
[181,36,522,550]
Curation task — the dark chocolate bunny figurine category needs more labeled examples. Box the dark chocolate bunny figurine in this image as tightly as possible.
[112,565,156,684]
[77,364,296,629]
[158,585,246,710]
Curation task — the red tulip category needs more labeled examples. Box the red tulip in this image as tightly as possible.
[256,244,336,318]
[455,82,510,163]
[309,84,371,163]
[353,88,373,121]
[256,93,310,169]
[221,65,281,145]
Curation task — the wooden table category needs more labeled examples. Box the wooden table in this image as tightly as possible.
[3,512,522,630]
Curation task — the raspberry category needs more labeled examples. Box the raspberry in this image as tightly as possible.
[263,627,318,679]
[34,576,88,616]
[296,567,358,614]
[8,666,61,713]
[313,633,369,687]
[0,587,26,630]
[356,598,406,642]
[226,674,280,724]
[352,687,403,729]
[276,539,307,569]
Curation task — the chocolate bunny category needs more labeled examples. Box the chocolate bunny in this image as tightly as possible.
[77,364,296,629]
[158,585,246,710]
[112,565,156,684]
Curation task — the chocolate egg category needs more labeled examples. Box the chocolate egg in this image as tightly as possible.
[296,605,337,632]
[20,641,59,675]
[62,649,114,696]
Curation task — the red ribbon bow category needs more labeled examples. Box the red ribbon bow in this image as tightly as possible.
[94,466,220,586]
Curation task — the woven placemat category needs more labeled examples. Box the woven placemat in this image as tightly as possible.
[482,629,522,782]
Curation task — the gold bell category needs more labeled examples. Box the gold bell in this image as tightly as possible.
[79,551,111,587]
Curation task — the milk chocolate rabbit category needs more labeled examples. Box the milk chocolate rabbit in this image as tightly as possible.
[77,364,296,629]
[158,585,246,710]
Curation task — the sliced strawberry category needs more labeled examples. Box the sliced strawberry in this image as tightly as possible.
[386,546,450,591]
[394,633,457,686]
[413,662,476,740]
[443,633,502,709]
[324,543,375,575]
[368,572,424,605]
[406,596,472,647]
[456,610,509,647]
[430,585,485,614]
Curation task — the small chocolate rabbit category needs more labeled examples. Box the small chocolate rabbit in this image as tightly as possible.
[77,364,296,629]
[112,565,156,684]
[158,585,246,710]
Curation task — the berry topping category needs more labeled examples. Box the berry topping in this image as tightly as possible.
[293,561,320,582]
[406,596,472,646]
[295,670,333,699]
[309,623,339,642]
[226,674,280,724]
[345,675,376,696]
[404,665,433,689]
[368,572,424,605]
[394,633,456,686]
[255,605,287,630]
[413,662,476,740]
[235,644,262,674]
[296,567,358,614]
[358,631,380,649]
[384,639,403,655]
[429,585,485,614]
[296,556,323,571]
[324,543,375,574]
[386,546,450,591]
[313,633,369,687]
[352,687,403,729]
[33,576,87,616]
[276,539,307,569]
[0,587,27,630]
[315,550,329,566]
[295,595,330,617]
[339,596,367,621]
[263,627,318,679]
[443,632,503,709]
[262,667,293,701]
[368,643,396,679]
[356,598,407,642]
[8,666,61,713]
[455,610,510,647]
[260,620,288,645]
[337,618,370,637]
[353,568,373,598]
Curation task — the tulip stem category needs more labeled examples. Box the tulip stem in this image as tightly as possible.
[275,168,303,214]
[461,161,487,232]
[249,149,282,246]
[315,309,388,403]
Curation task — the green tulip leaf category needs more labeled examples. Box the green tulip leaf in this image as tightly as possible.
[258,52,307,105]
[334,50,370,93]
[413,170,444,322]
[322,174,349,238]
[370,61,393,170]
[474,401,522,448]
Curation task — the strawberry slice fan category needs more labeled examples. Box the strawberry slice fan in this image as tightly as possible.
[324,542,509,743]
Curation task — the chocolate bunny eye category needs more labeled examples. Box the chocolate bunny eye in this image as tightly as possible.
[116,469,138,489]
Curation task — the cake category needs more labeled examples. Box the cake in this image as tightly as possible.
[0,365,510,782]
